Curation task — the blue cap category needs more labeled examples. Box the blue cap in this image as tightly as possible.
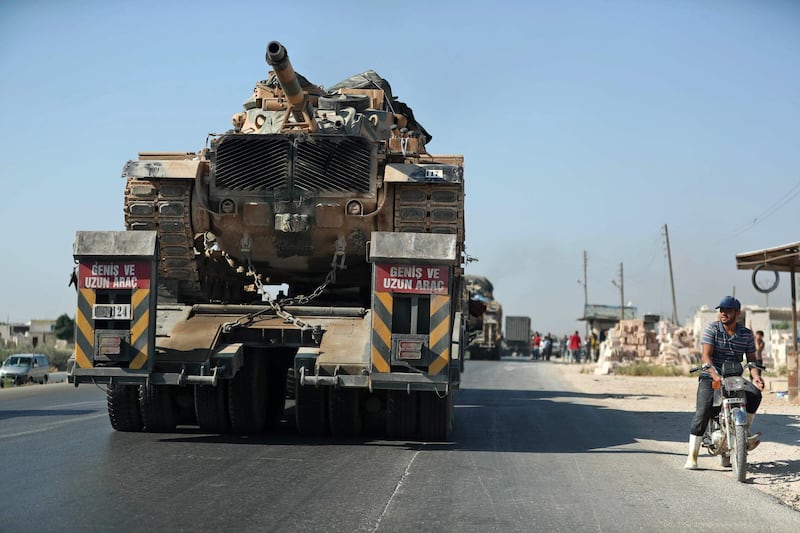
[716,296,741,310]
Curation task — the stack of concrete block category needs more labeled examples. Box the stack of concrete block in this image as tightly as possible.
[595,319,657,374]
[595,319,701,374]
[616,319,660,360]
[595,327,622,375]
[656,320,701,367]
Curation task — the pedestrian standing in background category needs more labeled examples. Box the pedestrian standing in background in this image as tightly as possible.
[590,332,599,363]
[542,335,552,361]
[532,332,541,361]
[755,330,765,366]
[568,331,582,364]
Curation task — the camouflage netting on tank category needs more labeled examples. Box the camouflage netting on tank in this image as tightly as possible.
[258,71,322,94]
[328,70,432,144]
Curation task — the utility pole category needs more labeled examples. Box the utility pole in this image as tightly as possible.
[663,224,678,325]
[582,251,588,339]
[612,262,624,321]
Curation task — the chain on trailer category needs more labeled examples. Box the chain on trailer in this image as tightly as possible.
[221,238,347,333]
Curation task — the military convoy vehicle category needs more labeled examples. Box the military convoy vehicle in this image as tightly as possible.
[504,316,532,357]
[68,41,465,440]
[464,275,502,360]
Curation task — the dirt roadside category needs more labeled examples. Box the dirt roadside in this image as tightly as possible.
[552,362,800,513]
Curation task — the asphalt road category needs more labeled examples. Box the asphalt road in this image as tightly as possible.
[1,360,798,532]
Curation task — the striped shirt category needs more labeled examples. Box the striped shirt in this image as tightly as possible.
[701,321,755,368]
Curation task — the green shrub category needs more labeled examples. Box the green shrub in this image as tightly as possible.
[769,365,787,377]
[614,361,686,377]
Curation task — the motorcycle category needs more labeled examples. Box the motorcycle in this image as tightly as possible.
[690,360,763,482]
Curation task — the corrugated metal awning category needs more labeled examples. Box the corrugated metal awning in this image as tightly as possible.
[735,241,800,272]
[736,241,800,404]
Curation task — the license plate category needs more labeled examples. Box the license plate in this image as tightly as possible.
[92,304,132,320]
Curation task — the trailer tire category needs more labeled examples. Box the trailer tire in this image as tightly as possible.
[285,367,296,399]
[139,384,177,432]
[229,353,267,434]
[107,384,143,432]
[329,388,362,438]
[418,391,453,441]
[490,346,501,361]
[195,383,230,433]
[387,390,417,439]
[265,361,288,429]
[296,382,328,436]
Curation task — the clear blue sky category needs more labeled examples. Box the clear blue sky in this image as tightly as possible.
[1,0,798,336]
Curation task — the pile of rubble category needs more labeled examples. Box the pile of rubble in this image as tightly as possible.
[595,319,701,374]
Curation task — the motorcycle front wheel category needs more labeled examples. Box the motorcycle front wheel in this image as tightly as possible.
[732,423,747,482]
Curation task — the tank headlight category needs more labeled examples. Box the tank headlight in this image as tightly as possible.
[346,200,363,216]
[220,199,236,214]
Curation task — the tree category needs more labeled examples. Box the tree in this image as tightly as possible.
[54,314,75,342]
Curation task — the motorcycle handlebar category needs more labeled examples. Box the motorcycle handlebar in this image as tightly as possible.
[689,361,765,374]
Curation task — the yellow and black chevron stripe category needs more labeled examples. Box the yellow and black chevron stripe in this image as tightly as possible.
[371,291,393,373]
[75,288,95,369]
[428,294,451,375]
[128,288,151,370]
[74,288,151,370]
[371,291,452,375]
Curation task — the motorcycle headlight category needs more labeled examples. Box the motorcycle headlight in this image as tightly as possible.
[723,376,745,391]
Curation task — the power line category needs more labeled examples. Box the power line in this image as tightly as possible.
[733,179,800,236]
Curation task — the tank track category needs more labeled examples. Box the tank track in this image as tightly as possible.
[124,177,206,303]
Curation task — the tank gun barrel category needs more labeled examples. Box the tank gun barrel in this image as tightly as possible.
[266,41,304,107]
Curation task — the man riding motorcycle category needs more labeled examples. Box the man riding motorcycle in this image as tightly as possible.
[684,296,765,469]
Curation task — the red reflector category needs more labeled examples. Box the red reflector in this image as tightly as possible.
[399,340,422,351]
[398,350,422,360]
[98,335,122,355]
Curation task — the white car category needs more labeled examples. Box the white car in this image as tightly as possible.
[0,353,50,386]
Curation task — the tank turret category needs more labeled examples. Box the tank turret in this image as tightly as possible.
[122,41,464,306]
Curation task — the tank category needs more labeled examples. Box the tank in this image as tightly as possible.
[122,41,462,305]
[70,40,466,441]
[465,275,503,360]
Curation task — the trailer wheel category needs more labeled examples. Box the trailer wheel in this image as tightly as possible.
[490,346,501,361]
[329,388,362,438]
[195,383,230,433]
[107,384,143,432]
[387,391,417,439]
[139,384,177,432]
[229,353,267,434]
[295,381,329,436]
[285,367,296,399]
[418,391,453,441]
[264,361,288,429]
